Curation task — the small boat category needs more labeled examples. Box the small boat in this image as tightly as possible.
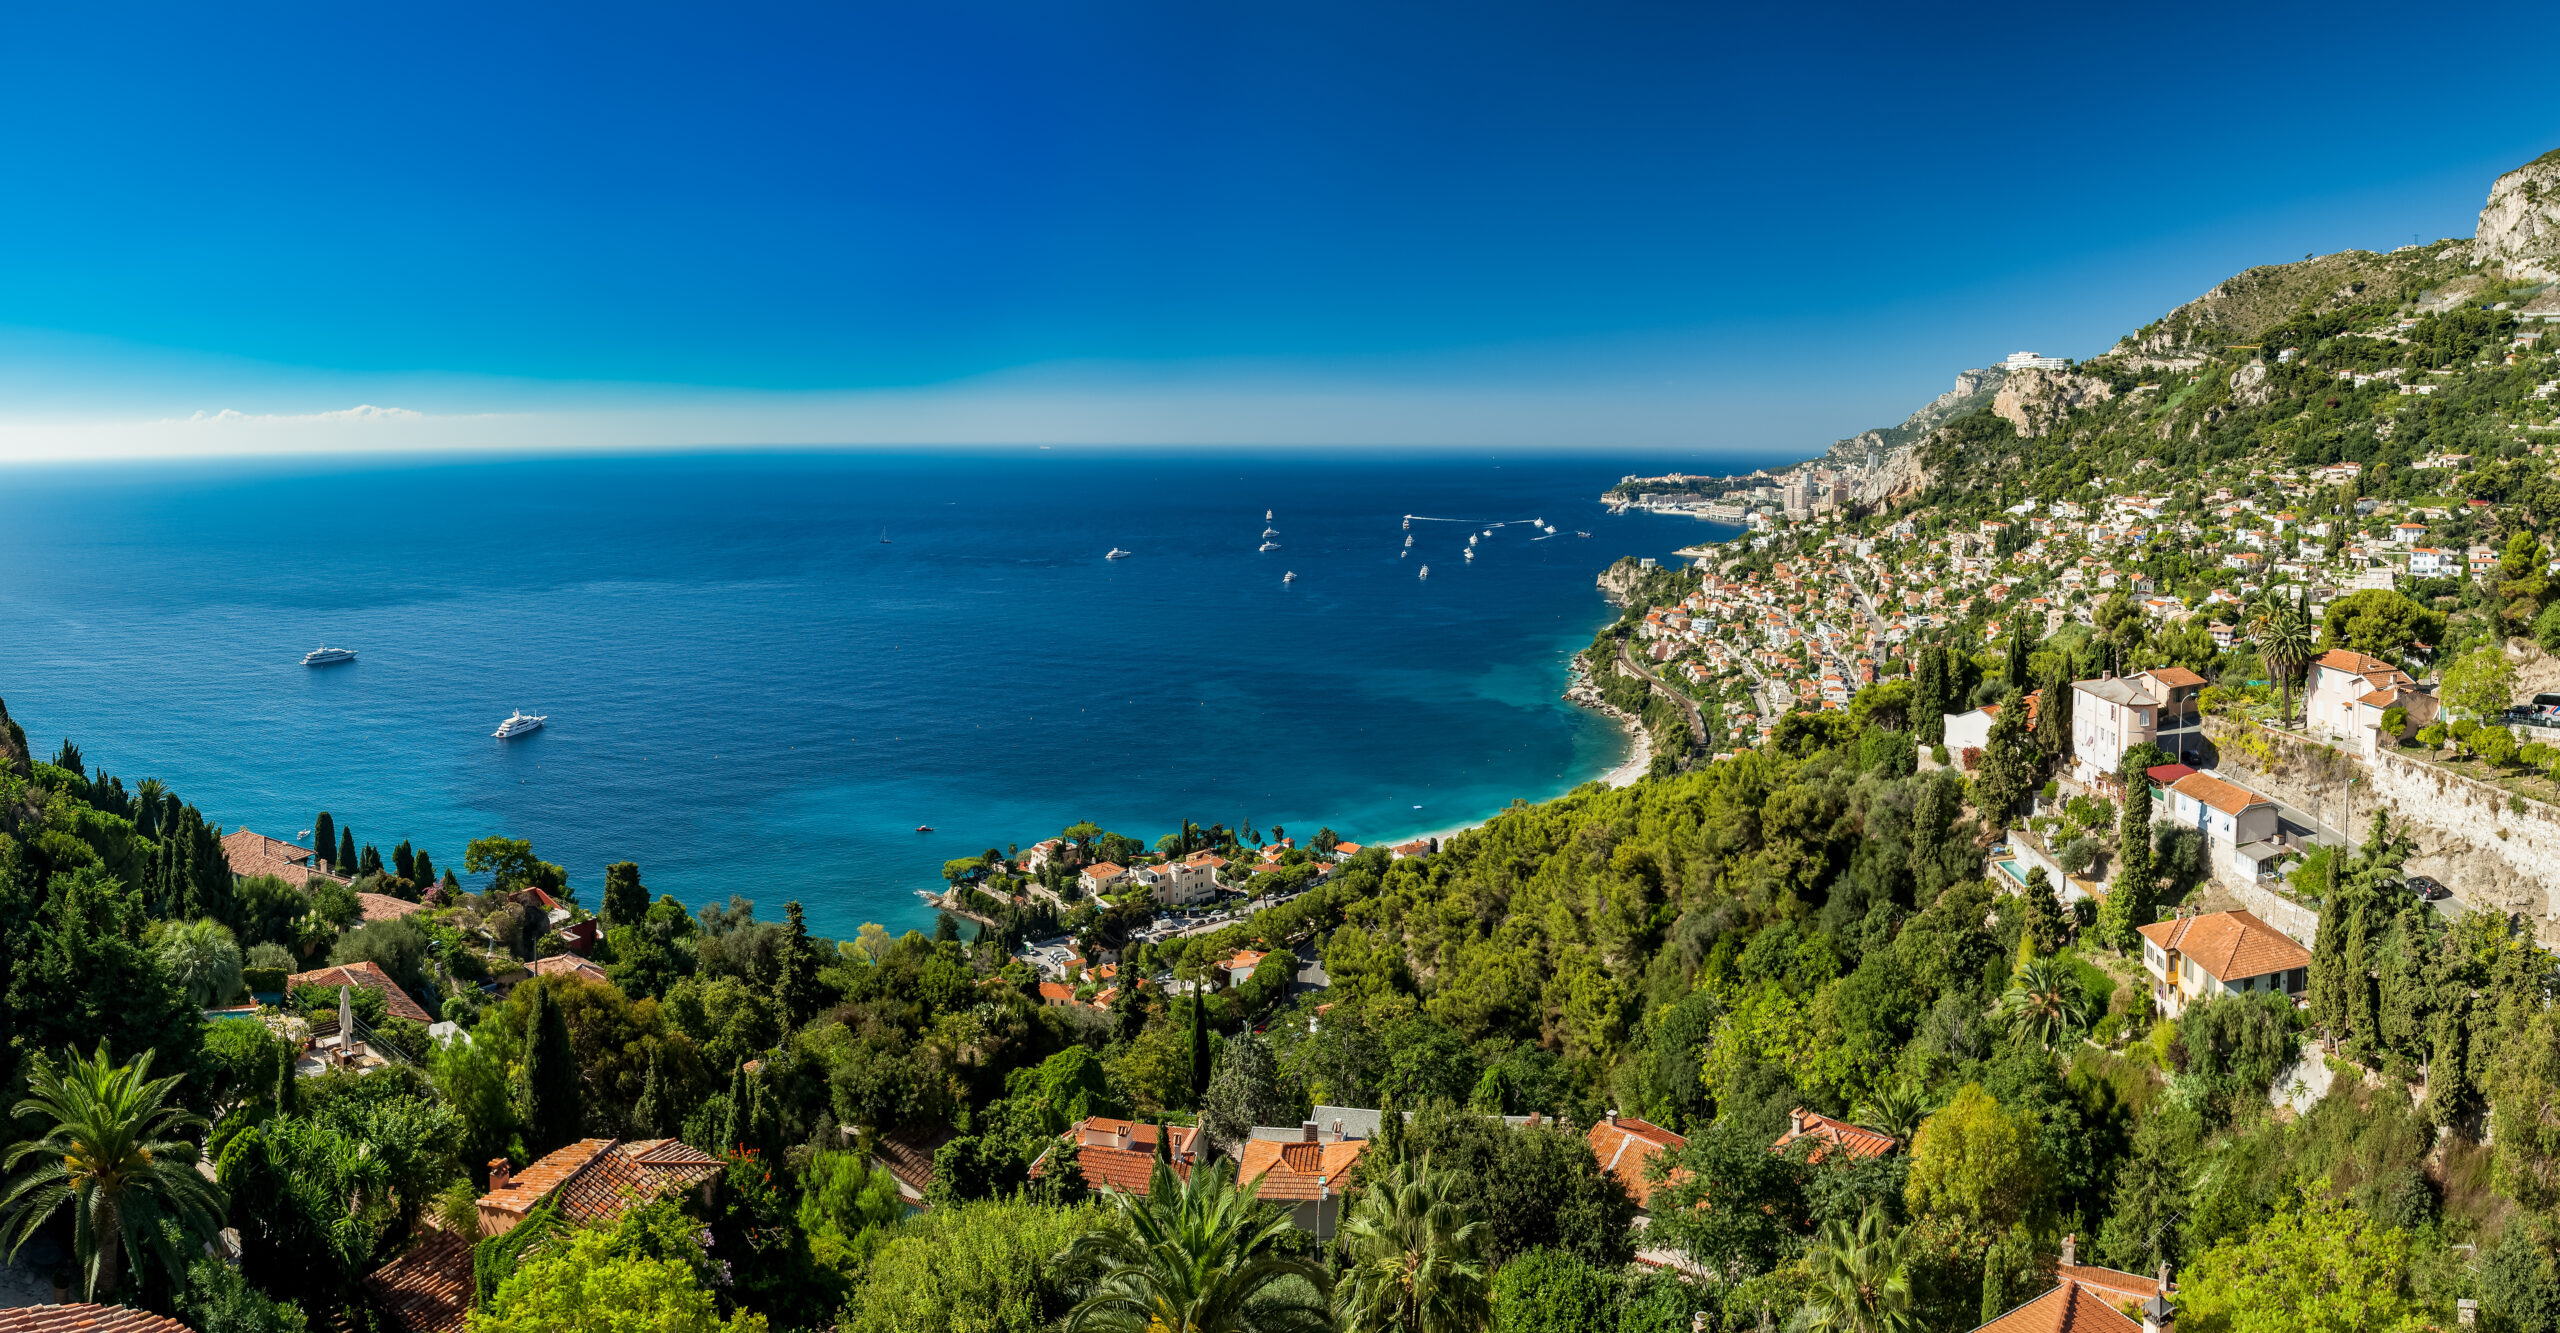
[1463,547,1474,561]
[493,710,545,739]
[1283,571,1297,583]
[1403,534,1413,547]
[1482,529,1493,536]
[302,645,356,666]
[1575,531,1591,538]
[1402,516,1411,530]
[1262,527,1280,539]
[1265,509,1274,521]
[879,528,891,544]
[1106,548,1131,559]
[1259,540,1280,552]
[1468,534,1478,546]
[1418,564,1430,579]
[915,824,934,834]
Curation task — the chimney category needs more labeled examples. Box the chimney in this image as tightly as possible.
[1789,1108,1805,1136]
[2061,1235,2076,1267]
[1606,1108,1619,1127]
[1331,1118,1345,1143]
[2458,1300,2478,1326]
[1115,1122,1131,1152]
[2142,1293,2173,1333]
[2157,1263,2172,1294]
[488,1158,512,1192]
[1302,1121,1319,1142]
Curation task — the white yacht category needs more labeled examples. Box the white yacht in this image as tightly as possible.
[1463,547,1474,561]
[301,645,356,666]
[493,711,546,739]
[1262,526,1280,539]
[1106,548,1130,559]
[1283,571,1297,583]
[1403,534,1413,548]
[1259,540,1280,552]
[1265,509,1274,521]
[1468,534,1478,546]
[1401,515,1411,530]
[1418,564,1430,579]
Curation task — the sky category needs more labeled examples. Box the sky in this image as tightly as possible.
[0,1,2551,461]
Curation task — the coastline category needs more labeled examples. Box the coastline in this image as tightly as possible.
[1396,663,1651,852]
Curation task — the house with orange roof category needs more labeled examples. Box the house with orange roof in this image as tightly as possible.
[1971,1274,2151,1333]
[1031,1117,1207,1197]
[1220,950,1268,987]
[1078,861,1131,895]
[1771,1108,1896,1162]
[1037,980,1075,1006]
[2162,772,2280,884]
[357,891,428,923]
[286,960,435,1023]
[369,1136,723,1333]
[1236,1122,1366,1238]
[1587,1111,1686,1216]
[222,827,350,887]
[528,952,610,986]
[2304,649,2437,757]
[2070,667,2208,782]
[2136,908,2310,1017]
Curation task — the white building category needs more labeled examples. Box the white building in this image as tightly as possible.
[2304,649,2437,756]
[2004,351,2069,371]
[2069,667,2208,781]
[2164,772,2280,884]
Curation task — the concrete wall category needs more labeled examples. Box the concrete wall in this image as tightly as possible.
[2204,718,2560,939]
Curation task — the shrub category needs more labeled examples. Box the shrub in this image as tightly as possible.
[243,966,290,996]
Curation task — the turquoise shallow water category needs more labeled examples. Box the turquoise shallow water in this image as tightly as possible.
[0,449,1749,938]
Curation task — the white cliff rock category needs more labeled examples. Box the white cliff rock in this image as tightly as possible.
[1991,367,2114,437]
[2475,148,2560,281]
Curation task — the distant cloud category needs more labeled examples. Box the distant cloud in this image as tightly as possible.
[170,403,426,425]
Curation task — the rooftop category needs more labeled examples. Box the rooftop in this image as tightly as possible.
[2167,771,2273,817]
[1588,1113,1686,1210]
[1236,1134,1367,1202]
[286,960,434,1023]
[1772,1107,1897,1163]
[1971,1278,2145,1333]
[2137,909,2311,983]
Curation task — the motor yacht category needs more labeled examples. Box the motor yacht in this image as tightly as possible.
[302,645,356,666]
[493,711,546,739]
[1418,564,1430,579]
[1106,548,1131,559]
[1259,540,1280,552]
[1283,570,1297,582]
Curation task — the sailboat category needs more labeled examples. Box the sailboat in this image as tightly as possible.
[879,528,892,544]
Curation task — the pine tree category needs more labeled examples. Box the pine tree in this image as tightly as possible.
[338,828,358,879]
[1971,688,2041,826]
[522,981,583,1156]
[312,812,335,870]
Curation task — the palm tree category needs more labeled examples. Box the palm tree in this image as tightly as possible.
[0,1042,227,1300]
[1061,1157,1331,1333]
[1850,1077,1937,1144]
[1793,1207,1919,1333]
[154,917,245,1009]
[1994,956,2087,1051]
[1335,1157,1489,1333]
[2251,589,2315,729]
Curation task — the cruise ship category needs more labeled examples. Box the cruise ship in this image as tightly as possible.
[301,645,356,666]
[493,710,546,739]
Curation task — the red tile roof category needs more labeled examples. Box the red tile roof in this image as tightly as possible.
[871,1123,957,1200]
[2144,763,2197,787]
[2137,909,2310,985]
[1032,1117,1204,1196]
[2167,771,2272,817]
[527,953,610,985]
[2057,1261,2162,1306]
[476,1137,722,1237]
[1587,1115,1686,1210]
[2144,666,2207,688]
[1236,1135,1366,1202]
[365,1226,474,1333]
[358,892,428,923]
[1771,1108,1897,1163]
[221,827,347,888]
[286,960,434,1023]
[1973,1276,2145,1333]
[0,1308,196,1333]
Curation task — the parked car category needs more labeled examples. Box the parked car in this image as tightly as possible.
[2408,875,2451,901]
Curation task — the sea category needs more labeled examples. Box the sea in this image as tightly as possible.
[0,449,1758,940]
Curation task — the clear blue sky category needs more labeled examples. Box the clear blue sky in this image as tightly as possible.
[0,1,2551,457]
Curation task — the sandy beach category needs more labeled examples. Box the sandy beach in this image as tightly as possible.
[1399,708,1650,851]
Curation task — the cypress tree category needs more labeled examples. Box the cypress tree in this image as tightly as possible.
[633,1042,668,1138]
[2005,624,2032,695]
[415,849,435,885]
[718,1064,749,1153]
[2345,905,2381,1064]
[776,900,819,1026]
[523,981,583,1156]
[2115,774,2154,930]
[1190,992,1210,1103]
[1914,646,1947,745]
[338,828,358,880]
[393,840,416,881]
[2037,663,2074,757]
[2309,853,2351,1042]
[442,867,461,896]
[312,812,335,869]
[359,843,384,877]
[1377,1089,1406,1166]
[604,862,647,928]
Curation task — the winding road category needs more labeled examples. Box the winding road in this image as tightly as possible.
[1616,641,1710,747]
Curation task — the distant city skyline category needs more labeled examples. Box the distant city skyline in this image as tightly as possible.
[0,1,2548,461]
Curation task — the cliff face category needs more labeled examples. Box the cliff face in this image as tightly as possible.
[0,696,27,779]
[1990,367,2114,438]
[2475,147,2560,282]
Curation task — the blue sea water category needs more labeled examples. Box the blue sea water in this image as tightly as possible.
[0,450,1750,939]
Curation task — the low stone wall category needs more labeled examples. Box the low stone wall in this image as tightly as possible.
[2232,880,2320,948]
[2204,718,2560,936]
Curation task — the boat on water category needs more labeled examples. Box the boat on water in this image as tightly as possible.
[1265,509,1274,521]
[1403,534,1413,547]
[915,824,934,834]
[493,710,546,739]
[1468,534,1477,546]
[1283,571,1297,582]
[1259,540,1280,552]
[1575,531,1591,538]
[1401,515,1411,530]
[1418,564,1430,579]
[1106,547,1131,559]
[1262,526,1279,539]
[879,528,891,544]
[301,645,356,666]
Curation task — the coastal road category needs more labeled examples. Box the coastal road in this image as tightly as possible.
[1616,643,1710,747]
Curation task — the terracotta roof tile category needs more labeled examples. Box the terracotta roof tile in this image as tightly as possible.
[2136,909,2310,984]
[2167,772,2272,818]
[285,960,434,1023]
[871,1124,957,1197]
[1972,1277,2145,1333]
[527,953,610,984]
[478,1138,616,1232]
[1236,1135,1366,1202]
[0,1308,196,1333]
[2057,1262,2161,1306]
[365,1227,475,1333]
[1587,1116,1687,1210]
[1031,1117,1204,1196]
[1772,1108,1898,1163]
[551,1139,722,1225]
[221,827,347,888]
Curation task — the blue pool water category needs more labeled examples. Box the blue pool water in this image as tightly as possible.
[0,449,1756,938]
